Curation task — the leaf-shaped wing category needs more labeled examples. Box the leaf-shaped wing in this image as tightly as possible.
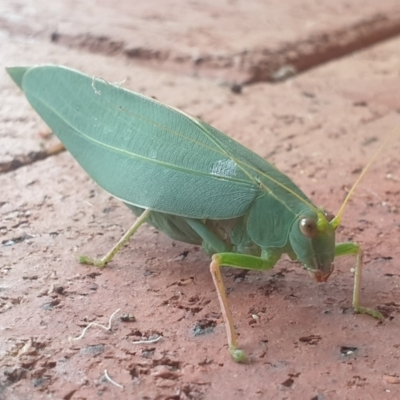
[9,65,263,219]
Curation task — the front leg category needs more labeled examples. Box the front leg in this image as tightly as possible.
[185,218,282,361]
[334,242,383,320]
[210,250,282,362]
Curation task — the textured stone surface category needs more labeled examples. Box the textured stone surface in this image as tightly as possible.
[1,2,400,399]
[2,0,400,82]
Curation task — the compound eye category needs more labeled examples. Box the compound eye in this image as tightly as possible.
[299,218,318,238]
[324,211,335,222]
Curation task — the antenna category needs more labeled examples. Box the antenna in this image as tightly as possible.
[331,123,400,229]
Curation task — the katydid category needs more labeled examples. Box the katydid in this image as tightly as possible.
[8,65,388,362]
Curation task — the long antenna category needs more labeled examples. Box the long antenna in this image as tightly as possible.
[332,123,400,228]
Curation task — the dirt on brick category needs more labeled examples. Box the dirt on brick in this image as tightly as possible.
[1,2,400,400]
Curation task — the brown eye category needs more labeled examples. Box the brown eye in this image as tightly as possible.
[324,211,335,222]
[299,218,317,238]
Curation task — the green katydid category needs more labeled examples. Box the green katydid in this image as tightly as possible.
[8,65,388,362]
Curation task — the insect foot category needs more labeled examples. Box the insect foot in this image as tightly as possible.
[230,346,247,363]
[79,255,107,268]
[354,306,384,320]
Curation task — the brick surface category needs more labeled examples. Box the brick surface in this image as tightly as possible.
[1,2,400,399]
[2,0,400,82]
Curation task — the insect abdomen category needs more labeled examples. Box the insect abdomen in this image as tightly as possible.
[126,204,203,245]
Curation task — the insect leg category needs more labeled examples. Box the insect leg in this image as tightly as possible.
[185,218,231,253]
[186,218,282,361]
[210,252,280,362]
[80,208,152,268]
[334,242,383,320]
